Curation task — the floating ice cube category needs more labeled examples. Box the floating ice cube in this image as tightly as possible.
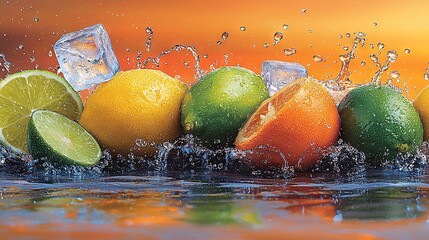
[54,24,119,91]
[261,61,308,96]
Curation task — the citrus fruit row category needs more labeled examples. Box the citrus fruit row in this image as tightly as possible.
[1,66,428,170]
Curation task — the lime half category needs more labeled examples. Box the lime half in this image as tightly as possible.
[28,110,101,166]
[0,70,83,153]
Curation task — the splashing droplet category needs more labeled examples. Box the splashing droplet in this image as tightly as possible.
[0,53,11,72]
[48,51,52,57]
[346,32,351,38]
[184,61,190,68]
[284,48,297,56]
[301,8,307,14]
[216,40,222,45]
[145,27,153,52]
[377,42,385,50]
[424,72,429,81]
[203,54,209,58]
[142,44,205,80]
[264,43,269,48]
[361,61,366,66]
[30,56,35,62]
[390,70,400,78]
[387,50,398,62]
[283,24,289,30]
[369,43,374,49]
[273,32,283,45]
[313,54,325,63]
[370,54,379,63]
[34,17,39,23]
[18,44,24,50]
[224,54,229,64]
[126,48,130,52]
[343,46,349,51]
[373,22,378,26]
[221,32,229,40]
[404,48,411,54]
[240,26,246,31]
[145,27,153,35]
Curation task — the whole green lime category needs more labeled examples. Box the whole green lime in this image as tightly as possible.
[181,66,269,147]
[338,84,423,167]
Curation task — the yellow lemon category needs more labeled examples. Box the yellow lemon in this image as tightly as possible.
[79,69,188,156]
[413,85,429,140]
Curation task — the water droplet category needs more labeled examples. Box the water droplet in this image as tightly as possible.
[301,8,307,14]
[343,46,349,51]
[29,56,35,62]
[184,61,190,68]
[284,48,297,56]
[283,24,289,30]
[203,54,209,58]
[217,40,222,45]
[240,26,246,31]
[360,61,366,66]
[339,35,343,39]
[126,48,130,52]
[370,54,378,63]
[273,32,283,44]
[387,50,398,62]
[308,29,312,34]
[424,72,429,81]
[313,54,325,63]
[405,48,411,54]
[145,26,153,35]
[391,70,400,78]
[221,32,229,40]
[18,44,24,50]
[377,42,385,50]
[264,43,269,48]
[373,22,378,26]
[369,43,374,49]
[48,51,52,57]
[224,54,229,64]
[34,17,39,23]
[346,33,351,38]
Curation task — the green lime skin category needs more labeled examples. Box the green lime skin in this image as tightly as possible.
[28,110,101,167]
[338,84,423,167]
[181,66,269,148]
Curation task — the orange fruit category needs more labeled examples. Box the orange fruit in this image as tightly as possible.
[235,77,340,169]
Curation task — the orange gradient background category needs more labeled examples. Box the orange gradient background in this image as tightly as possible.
[1,0,429,99]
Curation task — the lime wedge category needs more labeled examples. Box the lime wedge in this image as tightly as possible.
[0,70,83,153]
[28,110,101,166]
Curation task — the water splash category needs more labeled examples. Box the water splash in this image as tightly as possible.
[323,32,366,103]
[145,27,154,52]
[334,32,366,87]
[217,32,229,45]
[423,66,429,81]
[370,50,398,85]
[0,53,12,73]
[142,44,206,80]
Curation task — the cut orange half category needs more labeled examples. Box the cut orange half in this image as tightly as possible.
[235,77,340,169]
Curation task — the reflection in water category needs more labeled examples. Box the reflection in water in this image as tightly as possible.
[0,172,428,239]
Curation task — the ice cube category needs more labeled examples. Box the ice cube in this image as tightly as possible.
[261,61,308,96]
[54,24,119,91]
